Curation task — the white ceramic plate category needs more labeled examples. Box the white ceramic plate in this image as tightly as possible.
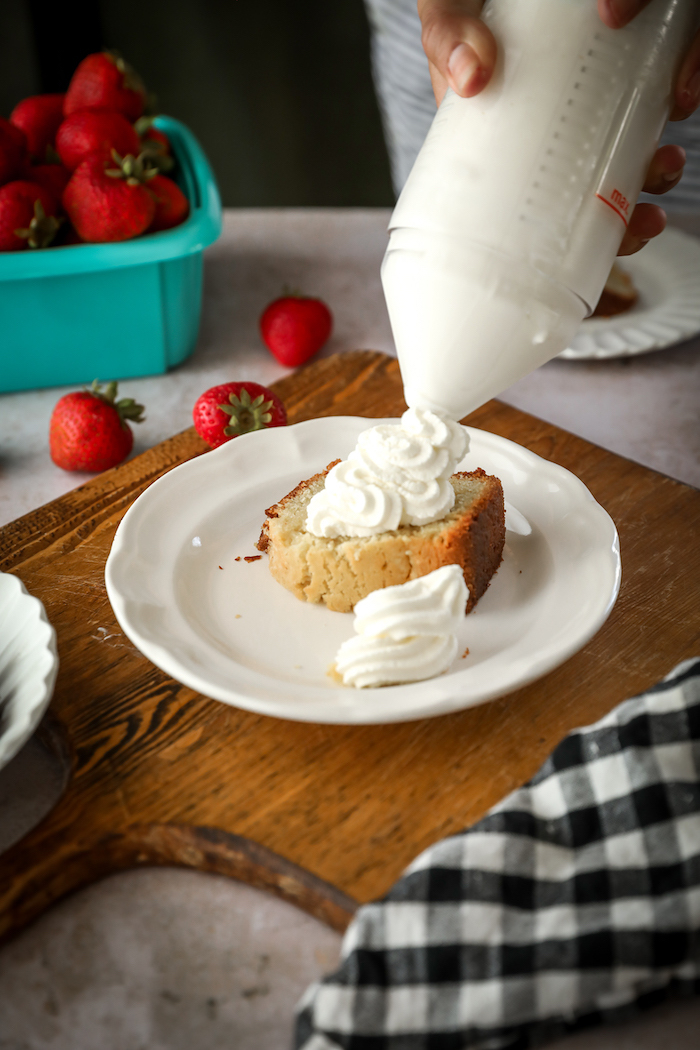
[562,226,700,359]
[105,417,621,725]
[0,572,58,769]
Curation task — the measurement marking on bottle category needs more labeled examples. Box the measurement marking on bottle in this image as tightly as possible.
[596,190,630,226]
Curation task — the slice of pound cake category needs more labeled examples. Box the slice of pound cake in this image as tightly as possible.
[256,463,505,613]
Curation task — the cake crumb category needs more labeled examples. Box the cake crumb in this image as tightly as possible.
[235,557,241,562]
[244,555,262,563]
[218,565,223,570]
[327,662,344,684]
[235,614,242,619]
[461,647,470,658]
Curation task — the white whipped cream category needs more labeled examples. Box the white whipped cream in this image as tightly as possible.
[306,408,468,538]
[334,565,468,688]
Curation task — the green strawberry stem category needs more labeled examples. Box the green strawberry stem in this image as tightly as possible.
[15,200,63,249]
[219,388,273,436]
[90,379,145,424]
[106,150,158,186]
[140,145,174,173]
[134,114,174,171]
[134,116,154,137]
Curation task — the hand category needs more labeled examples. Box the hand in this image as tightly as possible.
[417,0,700,255]
[599,0,700,253]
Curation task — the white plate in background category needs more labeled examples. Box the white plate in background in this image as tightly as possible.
[105,417,621,725]
[562,226,700,360]
[0,572,58,769]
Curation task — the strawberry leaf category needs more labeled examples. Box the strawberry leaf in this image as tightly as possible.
[89,380,145,423]
[15,200,63,249]
[218,390,274,436]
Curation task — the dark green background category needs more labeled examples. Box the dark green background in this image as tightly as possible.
[0,0,394,207]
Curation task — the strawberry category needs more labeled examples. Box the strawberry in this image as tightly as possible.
[193,382,287,448]
[27,163,71,206]
[10,94,65,162]
[148,173,189,232]
[49,380,145,472]
[260,294,333,367]
[56,109,141,172]
[63,152,156,242]
[0,117,27,184]
[0,180,60,251]
[64,52,146,122]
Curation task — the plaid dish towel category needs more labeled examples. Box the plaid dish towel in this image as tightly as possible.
[295,658,700,1050]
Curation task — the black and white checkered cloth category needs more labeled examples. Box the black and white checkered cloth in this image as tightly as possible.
[295,658,700,1049]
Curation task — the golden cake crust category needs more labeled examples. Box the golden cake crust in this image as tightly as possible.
[256,463,505,614]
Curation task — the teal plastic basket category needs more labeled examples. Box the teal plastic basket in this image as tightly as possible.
[0,117,222,393]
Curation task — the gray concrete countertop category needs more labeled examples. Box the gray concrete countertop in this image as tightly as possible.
[1,209,699,1049]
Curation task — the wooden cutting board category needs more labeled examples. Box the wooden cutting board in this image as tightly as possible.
[1,349,699,943]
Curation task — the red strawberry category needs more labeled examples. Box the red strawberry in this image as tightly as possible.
[49,380,145,472]
[63,152,156,242]
[56,109,141,172]
[10,94,65,162]
[64,52,146,122]
[0,117,27,184]
[260,295,333,367]
[193,382,287,449]
[148,173,189,232]
[0,180,60,251]
[27,163,71,206]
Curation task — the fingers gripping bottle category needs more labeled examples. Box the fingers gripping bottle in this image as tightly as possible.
[381,0,699,421]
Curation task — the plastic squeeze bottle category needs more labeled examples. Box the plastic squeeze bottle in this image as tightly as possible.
[381,0,699,421]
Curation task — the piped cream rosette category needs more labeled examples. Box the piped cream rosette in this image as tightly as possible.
[306,408,468,538]
[334,565,468,688]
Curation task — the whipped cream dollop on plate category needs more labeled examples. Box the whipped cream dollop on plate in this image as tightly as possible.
[306,407,468,538]
[334,564,469,688]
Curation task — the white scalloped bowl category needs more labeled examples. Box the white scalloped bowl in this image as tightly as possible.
[0,572,58,770]
[562,226,700,360]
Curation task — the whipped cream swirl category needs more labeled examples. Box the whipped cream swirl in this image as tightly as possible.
[306,408,468,538]
[334,565,468,688]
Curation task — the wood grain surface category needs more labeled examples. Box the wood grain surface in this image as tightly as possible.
[1,350,699,944]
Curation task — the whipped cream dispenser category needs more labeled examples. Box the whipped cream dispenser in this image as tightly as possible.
[382,0,698,420]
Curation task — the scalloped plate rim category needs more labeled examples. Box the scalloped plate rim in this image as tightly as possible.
[561,226,700,360]
[0,572,58,769]
[105,417,621,725]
